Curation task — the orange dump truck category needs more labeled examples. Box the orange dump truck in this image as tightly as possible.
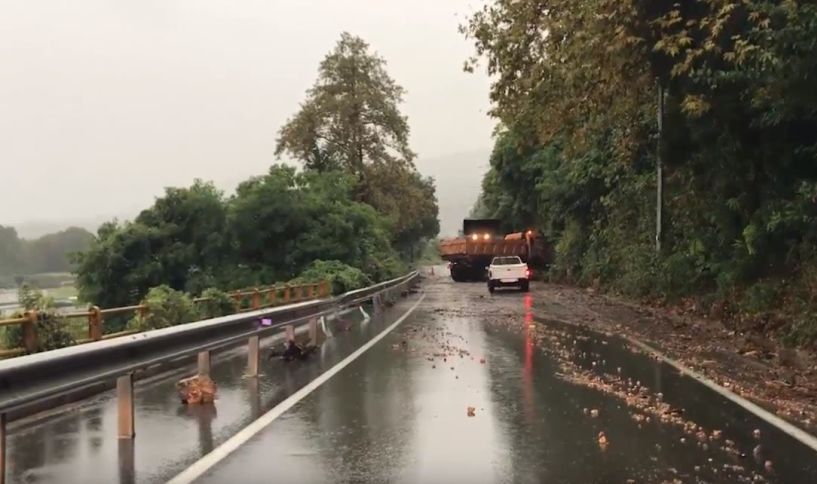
[438,219,550,281]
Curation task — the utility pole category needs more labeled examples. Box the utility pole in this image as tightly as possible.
[656,82,665,253]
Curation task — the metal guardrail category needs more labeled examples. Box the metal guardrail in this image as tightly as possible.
[0,271,420,483]
[0,281,329,359]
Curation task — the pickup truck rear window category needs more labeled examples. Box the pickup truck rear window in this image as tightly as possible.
[492,256,522,265]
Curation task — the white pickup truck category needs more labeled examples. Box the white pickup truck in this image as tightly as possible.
[487,256,531,293]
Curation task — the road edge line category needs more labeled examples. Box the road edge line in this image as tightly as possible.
[627,337,817,453]
[166,293,426,484]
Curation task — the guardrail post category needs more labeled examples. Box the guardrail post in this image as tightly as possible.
[197,351,211,376]
[269,287,277,307]
[308,318,318,344]
[322,280,331,297]
[137,304,148,320]
[247,336,260,377]
[285,325,294,342]
[307,284,315,299]
[252,289,261,310]
[1,412,6,484]
[22,310,38,353]
[117,373,135,439]
[248,378,261,419]
[88,306,103,341]
[283,286,291,303]
[118,439,135,484]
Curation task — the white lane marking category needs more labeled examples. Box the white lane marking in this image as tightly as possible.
[628,337,817,453]
[166,294,426,484]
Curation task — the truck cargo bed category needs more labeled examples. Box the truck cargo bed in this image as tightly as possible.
[438,238,529,260]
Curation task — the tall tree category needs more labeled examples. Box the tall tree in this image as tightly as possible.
[75,181,230,307]
[276,32,414,178]
[276,32,439,254]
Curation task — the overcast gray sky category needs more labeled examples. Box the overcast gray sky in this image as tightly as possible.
[0,0,493,234]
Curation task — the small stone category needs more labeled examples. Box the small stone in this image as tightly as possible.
[467,406,476,417]
[590,409,600,418]
[597,431,609,449]
[753,429,761,440]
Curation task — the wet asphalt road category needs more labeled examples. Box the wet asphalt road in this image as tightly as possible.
[7,271,817,483]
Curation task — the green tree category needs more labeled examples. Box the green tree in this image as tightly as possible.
[75,181,229,308]
[228,165,403,283]
[276,32,414,176]
[276,33,439,253]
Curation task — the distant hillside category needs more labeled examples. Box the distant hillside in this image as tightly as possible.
[416,148,491,237]
[0,226,94,277]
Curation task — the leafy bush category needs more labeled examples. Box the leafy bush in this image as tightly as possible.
[363,255,406,283]
[292,260,372,295]
[1,285,75,352]
[740,281,782,316]
[198,288,236,319]
[782,314,817,349]
[128,285,198,331]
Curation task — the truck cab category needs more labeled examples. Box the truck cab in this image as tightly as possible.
[487,256,531,293]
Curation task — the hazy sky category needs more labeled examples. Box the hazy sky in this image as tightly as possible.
[0,0,494,231]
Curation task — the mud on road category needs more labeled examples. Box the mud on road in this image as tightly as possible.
[525,278,817,435]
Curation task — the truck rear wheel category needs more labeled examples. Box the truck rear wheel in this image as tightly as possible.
[450,264,466,282]
[521,280,530,292]
[487,281,495,294]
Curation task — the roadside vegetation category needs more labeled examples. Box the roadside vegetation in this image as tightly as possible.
[417,239,443,266]
[464,1,817,348]
[0,286,78,352]
[73,33,438,312]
